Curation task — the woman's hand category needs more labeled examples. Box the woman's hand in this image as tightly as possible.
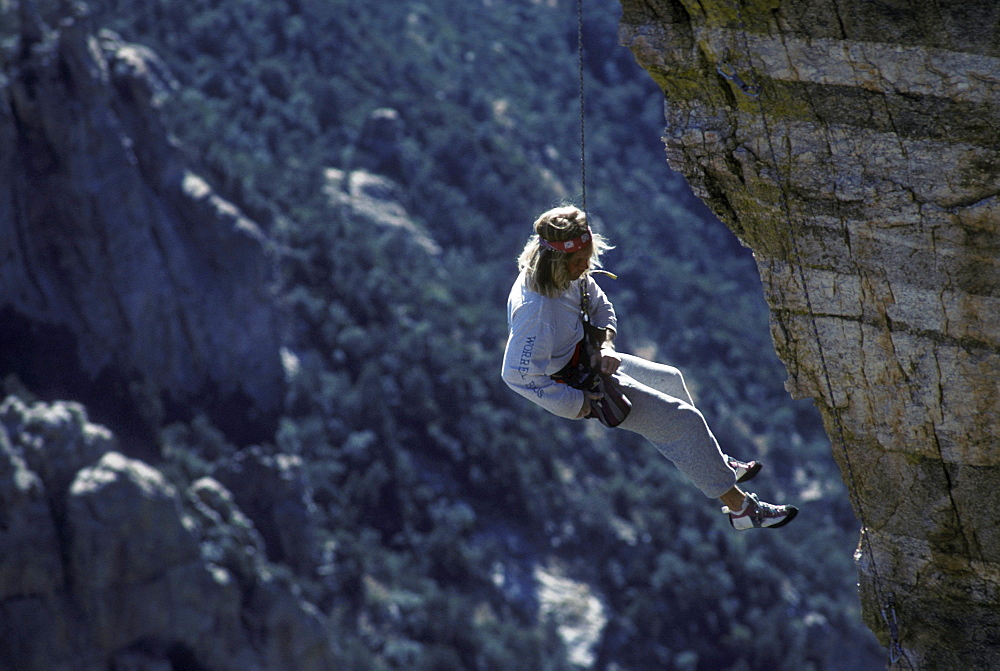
[593,328,620,375]
[576,390,603,418]
[598,345,621,375]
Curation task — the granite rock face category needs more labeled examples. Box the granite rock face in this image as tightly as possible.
[0,395,336,671]
[0,1,284,442]
[619,1,1000,667]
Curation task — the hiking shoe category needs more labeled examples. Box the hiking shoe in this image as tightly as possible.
[728,457,762,484]
[723,493,798,530]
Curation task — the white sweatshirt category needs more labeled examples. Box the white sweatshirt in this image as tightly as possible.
[501,270,617,418]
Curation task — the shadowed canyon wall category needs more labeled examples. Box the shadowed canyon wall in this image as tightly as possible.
[618,0,1000,667]
[1,1,284,443]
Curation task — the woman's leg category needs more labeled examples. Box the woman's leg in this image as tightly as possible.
[615,370,736,499]
[618,352,741,465]
[615,355,797,527]
[617,353,693,404]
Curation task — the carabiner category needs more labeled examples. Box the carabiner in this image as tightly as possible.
[717,62,760,98]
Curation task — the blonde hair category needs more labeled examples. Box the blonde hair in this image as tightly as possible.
[517,205,612,297]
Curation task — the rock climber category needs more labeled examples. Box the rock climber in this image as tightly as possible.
[501,205,798,529]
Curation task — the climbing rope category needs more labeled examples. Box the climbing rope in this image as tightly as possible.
[723,2,909,666]
[577,0,587,212]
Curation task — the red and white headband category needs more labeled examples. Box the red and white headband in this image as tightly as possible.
[539,230,592,254]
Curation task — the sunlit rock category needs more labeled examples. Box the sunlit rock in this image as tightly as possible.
[619,0,1000,666]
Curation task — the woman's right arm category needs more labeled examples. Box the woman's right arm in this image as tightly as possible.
[501,309,586,419]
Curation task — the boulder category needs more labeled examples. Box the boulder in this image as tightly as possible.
[0,415,63,598]
[213,446,321,576]
[0,395,337,671]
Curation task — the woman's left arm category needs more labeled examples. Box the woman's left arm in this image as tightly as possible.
[586,277,620,374]
[595,327,621,375]
[586,276,617,332]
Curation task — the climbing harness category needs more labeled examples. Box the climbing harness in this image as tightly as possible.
[725,1,909,666]
[550,276,632,428]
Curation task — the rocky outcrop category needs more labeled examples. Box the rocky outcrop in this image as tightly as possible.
[0,1,284,442]
[0,394,336,670]
[213,446,322,575]
[323,166,441,255]
[618,0,1000,667]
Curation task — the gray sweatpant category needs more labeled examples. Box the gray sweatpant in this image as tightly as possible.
[615,353,737,499]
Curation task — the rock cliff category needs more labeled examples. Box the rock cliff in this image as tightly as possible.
[618,0,1000,667]
[0,395,336,670]
[0,0,284,443]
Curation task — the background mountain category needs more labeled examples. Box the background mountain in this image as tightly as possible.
[1,0,883,669]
